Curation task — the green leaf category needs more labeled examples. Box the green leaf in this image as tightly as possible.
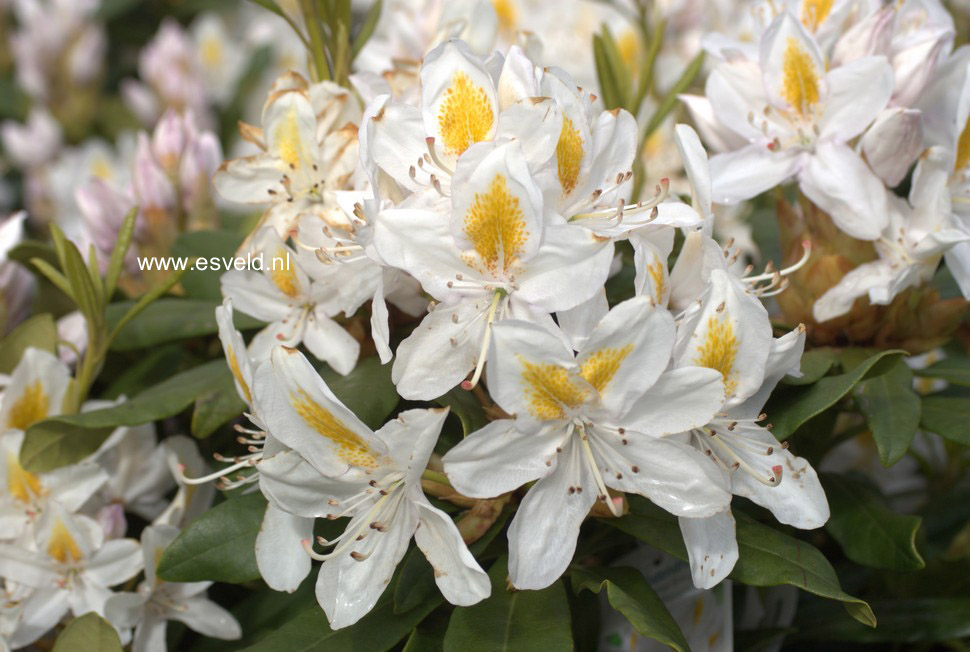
[855,359,921,467]
[106,298,262,351]
[443,557,573,652]
[610,498,875,627]
[20,360,232,472]
[793,598,970,644]
[108,266,188,344]
[320,356,398,429]
[592,34,621,110]
[170,229,246,300]
[767,349,906,439]
[0,314,57,373]
[914,354,970,387]
[822,473,924,571]
[55,227,104,326]
[596,25,632,109]
[105,206,138,299]
[29,257,75,301]
[241,591,442,652]
[351,0,382,60]
[571,566,688,652]
[52,612,123,652]
[157,493,265,583]
[920,395,970,445]
[782,348,838,386]
[641,51,705,140]
[436,387,488,436]
[192,374,247,439]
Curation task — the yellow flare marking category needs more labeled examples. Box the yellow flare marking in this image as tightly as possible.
[580,344,634,395]
[6,452,43,503]
[695,315,739,396]
[520,358,587,421]
[437,71,495,156]
[270,248,301,298]
[291,390,378,468]
[200,35,224,68]
[227,347,252,404]
[48,519,82,564]
[781,37,820,117]
[801,0,834,32]
[956,115,970,172]
[6,381,49,431]
[274,106,306,169]
[463,175,528,274]
[492,0,518,32]
[647,259,666,301]
[557,115,584,195]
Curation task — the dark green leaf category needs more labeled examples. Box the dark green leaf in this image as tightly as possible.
[920,395,970,445]
[0,314,57,373]
[321,356,398,429]
[793,598,970,643]
[351,0,383,60]
[20,360,232,472]
[610,498,875,627]
[105,207,138,299]
[157,493,265,583]
[52,612,123,652]
[192,369,247,438]
[241,591,442,652]
[642,51,705,140]
[170,229,246,300]
[443,557,573,652]
[767,349,906,439]
[106,298,262,351]
[107,266,189,343]
[823,473,924,571]
[782,348,838,386]
[571,566,687,652]
[855,360,921,467]
[914,354,970,387]
[436,387,488,436]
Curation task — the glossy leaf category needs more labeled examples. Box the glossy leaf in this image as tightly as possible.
[571,566,688,652]
[794,598,970,643]
[443,557,573,652]
[52,613,123,652]
[912,354,970,387]
[823,473,924,571]
[782,348,838,386]
[321,356,398,429]
[855,359,921,467]
[767,349,905,439]
[920,395,970,445]
[157,492,265,583]
[170,229,245,300]
[0,313,57,373]
[107,296,263,351]
[610,498,875,626]
[191,367,247,438]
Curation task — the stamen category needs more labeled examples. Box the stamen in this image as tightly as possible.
[461,291,506,391]
[744,240,812,284]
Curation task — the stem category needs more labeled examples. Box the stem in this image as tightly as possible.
[299,0,332,81]
[421,469,453,488]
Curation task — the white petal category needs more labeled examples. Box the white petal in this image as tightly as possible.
[709,145,802,205]
[255,503,313,592]
[820,56,893,142]
[413,498,490,606]
[622,367,726,436]
[171,596,243,640]
[733,450,830,529]
[303,309,360,376]
[812,260,894,322]
[679,510,739,589]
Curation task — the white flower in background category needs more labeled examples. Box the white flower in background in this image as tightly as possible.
[373,139,614,400]
[687,11,894,240]
[105,524,241,652]
[0,505,142,644]
[221,227,361,373]
[0,108,63,169]
[190,13,247,107]
[670,271,828,588]
[0,212,36,337]
[443,296,731,590]
[8,0,105,102]
[214,72,361,244]
[814,147,970,321]
[252,346,490,628]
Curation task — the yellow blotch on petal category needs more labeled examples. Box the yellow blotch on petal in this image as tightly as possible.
[955,115,970,172]
[580,344,634,395]
[557,115,584,195]
[48,519,83,564]
[437,71,495,156]
[200,35,224,69]
[6,452,43,503]
[647,259,666,302]
[463,175,528,274]
[6,381,49,431]
[270,248,301,298]
[801,0,834,32]
[291,390,378,468]
[227,347,252,404]
[520,358,588,420]
[492,0,518,33]
[781,37,820,117]
[694,315,739,396]
[274,106,306,169]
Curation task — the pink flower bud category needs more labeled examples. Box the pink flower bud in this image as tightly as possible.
[152,109,187,174]
[862,108,924,187]
[132,132,176,212]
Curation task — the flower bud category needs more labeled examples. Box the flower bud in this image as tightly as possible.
[831,6,894,67]
[152,108,186,175]
[862,107,924,187]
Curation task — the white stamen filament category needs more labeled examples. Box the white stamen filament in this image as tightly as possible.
[576,423,621,517]
[461,290,506,391]
[744,240,812,283]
